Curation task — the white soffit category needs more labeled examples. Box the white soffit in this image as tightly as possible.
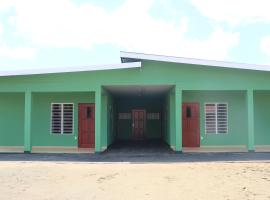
[0,62,141,77]
[120,51,270,72]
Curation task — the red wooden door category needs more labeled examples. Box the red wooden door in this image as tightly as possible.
[182,103,200,147]
[132,109,146,140]
[78,104,95,148]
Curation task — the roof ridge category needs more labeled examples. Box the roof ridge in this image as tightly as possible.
[120,51,270,72]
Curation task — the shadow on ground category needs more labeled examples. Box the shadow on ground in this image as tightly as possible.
[1,140,270,163]
[0,152,270,163]
[1,142,270,164]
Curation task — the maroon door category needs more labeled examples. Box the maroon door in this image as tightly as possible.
[182,103,200,147]
[78,104,95,148]
[132,109,146,140]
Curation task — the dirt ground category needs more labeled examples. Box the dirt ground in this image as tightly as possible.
[0,161,270,200]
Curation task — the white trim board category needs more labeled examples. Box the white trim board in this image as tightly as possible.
[0,62,141,77]
[120,51,270,72]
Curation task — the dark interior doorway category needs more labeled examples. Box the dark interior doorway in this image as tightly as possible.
[132,109,146,140]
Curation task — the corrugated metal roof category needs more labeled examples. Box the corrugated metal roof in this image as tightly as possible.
[1,50,269,77]
[0,62,141,77]
[121,51,270,72]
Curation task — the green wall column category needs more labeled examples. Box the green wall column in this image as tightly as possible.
[95,88,102,152]
[24,91,32,153]
[175,85,182,152]
[247,89,254,152]
[168,91,175,148]
[101,93,108,150]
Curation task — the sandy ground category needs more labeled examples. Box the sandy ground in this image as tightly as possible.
[0,161,270,200]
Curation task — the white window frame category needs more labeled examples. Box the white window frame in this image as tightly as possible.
[204,102,228,134]
[50,103,74,135]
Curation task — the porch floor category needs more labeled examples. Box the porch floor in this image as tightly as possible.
[182,146,248,153]
[31,147,94,154]
[106,139,173,154]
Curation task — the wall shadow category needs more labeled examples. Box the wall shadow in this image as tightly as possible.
[0,152,270,163]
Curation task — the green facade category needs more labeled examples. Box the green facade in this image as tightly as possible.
[254,91,270,145]
[31,92,95,146]
[0,59,270,152]
[183,91,248,146]
[0,93,24,146]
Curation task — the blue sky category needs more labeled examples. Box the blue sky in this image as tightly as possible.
[0,0,270,70]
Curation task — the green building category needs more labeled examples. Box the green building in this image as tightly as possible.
[0,51,270,153]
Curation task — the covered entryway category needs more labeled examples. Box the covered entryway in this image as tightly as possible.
[103,85,173,153]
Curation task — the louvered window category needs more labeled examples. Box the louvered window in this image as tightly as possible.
[205,103,228,134]
[51,103,73,134]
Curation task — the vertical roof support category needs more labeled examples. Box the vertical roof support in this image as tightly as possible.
[95,87,102,153]
[175,85,182,152]
[24,91,32,153]
[247,89,255,152]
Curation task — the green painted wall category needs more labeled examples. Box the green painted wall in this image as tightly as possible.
[2,59,270,150]
[3,60,270,93]
[100,89,116,149]
[0,93,24,146]
[163,89,176,148]
[162,93,169,144]
[169,89,176,147]
[116,96,164,140]
[100,90,107,149]
[254,91,270,145]
[183,91,248,146]
[31,92,94,146]
[107,93,116,145]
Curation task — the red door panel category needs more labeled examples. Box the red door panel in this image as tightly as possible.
[132,109,145,140]
[182,103,200,147]
[78,104,95,148]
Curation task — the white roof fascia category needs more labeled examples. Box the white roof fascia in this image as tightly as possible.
[120,51,270,72]
[0,62,141,77]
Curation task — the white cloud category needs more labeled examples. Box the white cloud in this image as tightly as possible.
[0,20,36,60]
[0,45,36,59]
[179,28,239,60]
[191,0,270,26]
[260,36,270,56]
[3,0,239,60]
[0,1,15,12]
[0,22,3,35]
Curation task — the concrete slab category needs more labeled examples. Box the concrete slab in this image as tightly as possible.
[183,146,248,153]
[32,146,94,154]
[0,146,24,153]
[107,140,173,155]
